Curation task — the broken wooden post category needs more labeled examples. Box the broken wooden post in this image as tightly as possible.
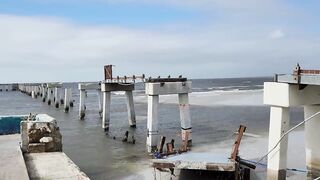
[166,142,174,154]
[158,136,166,153]
[230,125,246,160]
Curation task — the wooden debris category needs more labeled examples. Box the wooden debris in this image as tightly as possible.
[230,125,246,160]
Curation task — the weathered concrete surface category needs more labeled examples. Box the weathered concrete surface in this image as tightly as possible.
[21,114,62,153]
[152,152,236,171]
[25,152,90,180]
[0,134,29,180]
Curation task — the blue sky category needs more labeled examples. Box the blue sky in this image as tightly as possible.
[0,0,204,25]
[0,0,320,82]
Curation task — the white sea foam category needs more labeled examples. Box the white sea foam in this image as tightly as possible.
[134,89,264,106]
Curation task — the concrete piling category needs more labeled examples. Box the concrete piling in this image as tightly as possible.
[54,87,59,108]
[145,79,192,152]
[304,105,320,178]
[264,78,320,179]
[125,91,136,127]
[146,95,159,152]
[102,91,111,130]
[178,93,192,146]
[79,89,86,119]
[101,82,135,131]
[97,90,103,117]
[42,86,46,102]
[64,88,71,113]
[47,88,52,105]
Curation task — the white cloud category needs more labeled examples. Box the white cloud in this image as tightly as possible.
[0,14,319,83]
[269,29,284,39]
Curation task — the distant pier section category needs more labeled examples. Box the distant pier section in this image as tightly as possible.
[0,83,18,91]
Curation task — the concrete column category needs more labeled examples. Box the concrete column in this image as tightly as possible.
[147,95,159,153]
[31,91,36,98]
[97,90,103,117]
[42,87,46,102]
[102,91,111,130]
[69,90,74,107]
[125,91,136,127]
[54,87,59,108]
[60,88,64,105]
[178,93,192,146]
[304,105,320,179]
[267,106,290,180]
[79,90,86,119]
[47,88,52,105]
[64,88,71,113]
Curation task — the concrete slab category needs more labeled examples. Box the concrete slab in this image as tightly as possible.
[25,152,89,180]
[152,152,236,171]
[0,134,29,180]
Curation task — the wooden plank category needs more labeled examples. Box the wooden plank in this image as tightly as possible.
[158,136,166,153]
[230,125,246,160]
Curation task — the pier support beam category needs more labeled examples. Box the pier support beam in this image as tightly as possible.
[47,88,52,105]
[304,105,320,178]
[64,88,71,113]
[54,87,59,108]
[125,91,136,127]
[147,95,159,152]
[97,90,103,117]
[145,80,192,153]
[42,87,46,102]
[31,90,36,99]
[178,93,192,146]
[102,91,111,130]
[101,82,135,131]
[267,106,290,180]
[79,90,86,119]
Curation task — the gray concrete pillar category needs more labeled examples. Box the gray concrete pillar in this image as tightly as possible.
[102,91,111,130]
[31,91,36,98]
[54,87,59,108]
[304,105,320,179]
[178,93,192,146]
[79,90,86,119]
[42,87,46,102]
[64,88,71,113]
[147,95,159,153]
[267,106,290,180]
[125,91,136,127]
[97,90,103,117]
[47,88,52,105]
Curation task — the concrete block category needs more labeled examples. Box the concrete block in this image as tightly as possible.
[264,82,320,107]
[78,83,100,90]
[101,83,134,92]
[145,81,192,95]
[28,143,46,153]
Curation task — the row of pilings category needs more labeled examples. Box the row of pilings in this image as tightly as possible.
[18,83,74,112]
[17,77,193,153]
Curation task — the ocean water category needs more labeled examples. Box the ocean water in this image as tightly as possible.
[0,77,305,179]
